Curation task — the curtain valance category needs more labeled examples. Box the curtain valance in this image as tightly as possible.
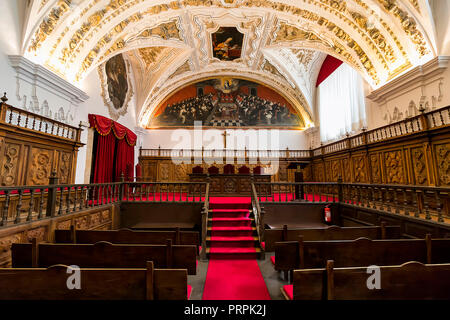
[88,114,137,146]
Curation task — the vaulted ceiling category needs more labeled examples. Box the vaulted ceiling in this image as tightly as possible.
[22,0,437,127]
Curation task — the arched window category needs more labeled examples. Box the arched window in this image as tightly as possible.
[317,63,366,142]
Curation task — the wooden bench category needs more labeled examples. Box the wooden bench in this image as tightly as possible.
[12,239,197,275]
[263,203,332,230]
[274,235,450,274]
[55,226,200,246]
[265,223,400,251]
[282,260,450,300]
[0,261,189,300]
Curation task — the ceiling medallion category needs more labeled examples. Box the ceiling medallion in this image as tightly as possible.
[98,53,134,121]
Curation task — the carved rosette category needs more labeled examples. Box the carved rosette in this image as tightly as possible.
[1,143,20,186]
[29,149,52,185]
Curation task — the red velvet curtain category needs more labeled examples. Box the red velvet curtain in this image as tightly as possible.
[89,114,137,183]
[93,133,116,183]
[316,55,344,87]
[115,138,135,181]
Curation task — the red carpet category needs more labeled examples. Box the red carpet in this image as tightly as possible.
[202,259,271,300]
[202,197,271,300]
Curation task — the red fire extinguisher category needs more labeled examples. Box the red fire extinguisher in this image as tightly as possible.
[324,205,332,223]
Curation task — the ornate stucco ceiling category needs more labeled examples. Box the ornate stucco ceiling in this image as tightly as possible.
[22,0,437,127]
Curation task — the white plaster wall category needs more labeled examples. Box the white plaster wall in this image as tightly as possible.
[365,59,450,130]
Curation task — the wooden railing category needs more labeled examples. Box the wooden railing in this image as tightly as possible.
[200,180,210,261]
[252,181,450,224]
[0,102,82,142]
[0,174,208,229]
[0,179,122,227]
[140,147,311,160]
[122,181,207,202]
[139,105,450,160]
[317,105,449,156]
[250,178,265,254]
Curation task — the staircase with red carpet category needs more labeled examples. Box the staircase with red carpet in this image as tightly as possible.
[206,197,263,259]
[202,197,271,300]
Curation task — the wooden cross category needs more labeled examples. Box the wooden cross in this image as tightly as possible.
[222,130,230,149]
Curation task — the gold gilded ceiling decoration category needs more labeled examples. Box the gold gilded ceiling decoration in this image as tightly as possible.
[76,12,143,81]
[291,49,315,66]
[25,0,434,88]
[138,47,166,68]
[29,0,72,52]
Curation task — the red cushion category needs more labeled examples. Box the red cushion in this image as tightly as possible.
[270,256,275,265]
[261,242,265,250]
[188,285,192,300]
[283,285,293,300]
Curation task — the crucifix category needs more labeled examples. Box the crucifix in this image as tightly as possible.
[222,130,230,149]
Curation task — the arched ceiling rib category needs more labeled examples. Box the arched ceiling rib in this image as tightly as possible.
[22,0,438,126]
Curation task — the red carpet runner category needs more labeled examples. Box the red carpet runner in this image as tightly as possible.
[202,197,271,300]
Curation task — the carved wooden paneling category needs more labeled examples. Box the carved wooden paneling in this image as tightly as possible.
[0,206,115,268]
[330,159,341,181]
[56,219,71,230]
[352,155,367,183]
[313,162,324,182]
[384,150,405,184]
[0,233,22,267]
[159,162,170,181]
[0,113,82,186]
[370,153,382,183]
[58,151,72,184]
[75,215,89,230]
[174,163,190,181]
[342,158,351,182]
[410,147,428,185]
[1,142,21,186]
[435,143,450,186]
[26,226,47,242]
[28,148,53,185]
[324,161,332,181]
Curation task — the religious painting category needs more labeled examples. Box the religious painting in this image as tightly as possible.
[99,53,134,120]
[149,77,305,128]
[212,27,244,61]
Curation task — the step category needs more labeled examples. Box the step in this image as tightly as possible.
[209,202,251,210]
[209,217,253,227]
[207,247,261,259]
[208,226,256,237]
[207,236,258,248]
[210,209,250,218]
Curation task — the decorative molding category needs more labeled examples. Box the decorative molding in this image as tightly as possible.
[8,55,89,104]
[367,56,450,104]
[98,54,134,121]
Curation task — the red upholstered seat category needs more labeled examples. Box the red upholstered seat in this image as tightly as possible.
[192,166,204,174]
[208,166,219,174]
[253,166,262,175]
[270,256,275,266]
[283,285,293,300]
[188,285,192,300]
[261,241,265,250]
[224,164,235,174]
[238,166,250,174]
